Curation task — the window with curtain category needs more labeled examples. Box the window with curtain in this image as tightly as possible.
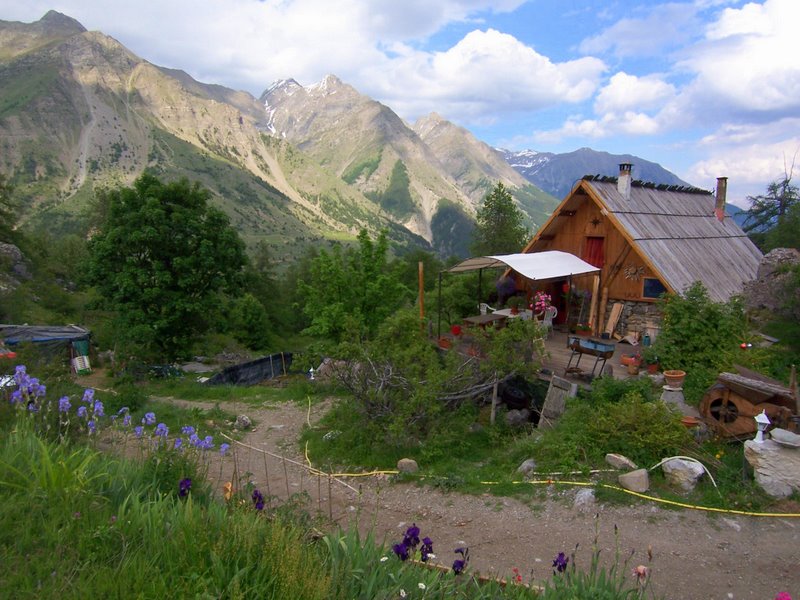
[582,236,605,268]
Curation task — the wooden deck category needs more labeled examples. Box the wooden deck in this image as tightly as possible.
[539,328,636,387]
[435,324,639,388]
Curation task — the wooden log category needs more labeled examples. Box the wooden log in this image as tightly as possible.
[587,275,600,334]
[597,287,609,334]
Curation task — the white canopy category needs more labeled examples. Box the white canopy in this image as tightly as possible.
[446,251,599,281]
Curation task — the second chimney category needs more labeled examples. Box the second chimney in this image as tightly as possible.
[715,177,727,222]
[618,163,632,200]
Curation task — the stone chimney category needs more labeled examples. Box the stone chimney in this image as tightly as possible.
[715,177,727,222]
[618,163,632,200]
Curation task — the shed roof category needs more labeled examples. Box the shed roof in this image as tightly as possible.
[526,177,763,302]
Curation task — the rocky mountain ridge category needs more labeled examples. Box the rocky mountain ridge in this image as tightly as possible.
[499,147,691,200]
[2,11,691,261]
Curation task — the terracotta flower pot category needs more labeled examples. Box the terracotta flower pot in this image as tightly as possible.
[620,353,641,367]
[663,369,686,388]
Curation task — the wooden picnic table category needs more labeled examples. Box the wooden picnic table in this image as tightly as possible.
[463,313,508,329]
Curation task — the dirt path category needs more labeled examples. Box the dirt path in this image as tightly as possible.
[159,396,800,600]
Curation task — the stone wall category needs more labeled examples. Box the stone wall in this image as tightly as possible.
[601,300,663,341]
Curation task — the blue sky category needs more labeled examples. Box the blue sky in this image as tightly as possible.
[2,0,798,207]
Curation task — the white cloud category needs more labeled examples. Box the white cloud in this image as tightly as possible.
[690,120,800,180]
[533,110,661,144]
[594,72,676,114]
[364,29,606,123]
[579,3,701,58]
[686,119,800,205]
[677,0,800,116]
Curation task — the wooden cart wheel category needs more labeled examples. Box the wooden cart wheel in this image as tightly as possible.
[707,397,739,424]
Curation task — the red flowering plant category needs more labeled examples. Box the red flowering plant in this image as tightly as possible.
[532,291,552,313]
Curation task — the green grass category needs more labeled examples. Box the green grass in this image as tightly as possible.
[138,373,338,406]
[0,403,661,599]
[0,424,331,599]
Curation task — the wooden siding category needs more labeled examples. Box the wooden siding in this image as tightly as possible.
[525,188,657,302]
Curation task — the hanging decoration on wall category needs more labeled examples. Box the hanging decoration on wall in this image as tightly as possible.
[623,264,646,281]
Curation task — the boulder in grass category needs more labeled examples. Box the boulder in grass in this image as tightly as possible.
[397,458,419,473]
[618,469,649,493]
[517,458,538,478]
[661,458,705,493]
[605,453,638,470]
[235,414,252,430]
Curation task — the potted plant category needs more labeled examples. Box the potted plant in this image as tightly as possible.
[663,369,686,388]
[507,295,525,315]
[572,323,592,336]
[620,351,641,367]
[641,347,660,374]
[532,291,552,315]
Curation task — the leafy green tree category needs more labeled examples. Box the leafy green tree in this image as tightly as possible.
[743,174,798,246]
[85,174,247,361]
[230,293,271,350]
[470,182,529,255]
[302,229,411,342]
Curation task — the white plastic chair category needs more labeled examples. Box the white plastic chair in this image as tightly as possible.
[479,303,496,315]
[539,306,558,337]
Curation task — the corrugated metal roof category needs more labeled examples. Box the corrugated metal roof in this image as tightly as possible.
[587,180,762,301]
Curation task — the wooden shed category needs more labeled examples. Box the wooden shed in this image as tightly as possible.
[519,164,763,338]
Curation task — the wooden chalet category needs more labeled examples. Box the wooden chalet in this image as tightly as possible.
[519,163,763,339]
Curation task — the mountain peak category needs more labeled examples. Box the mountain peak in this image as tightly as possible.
[264,78,302,96]
[38,10,86,35]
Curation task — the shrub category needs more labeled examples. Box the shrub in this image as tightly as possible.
[533,387,690,470]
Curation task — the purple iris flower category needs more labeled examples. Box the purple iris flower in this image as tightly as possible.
[553,552,569,573]
[174,438,183,450]
[189,433,200,447]
[87,420,96,433]
[252,489,265,510]
[453,547,469,575]
[181,425,195,435]
[82,389,94,404]
[122,414,132,427]
[154,423,169,438]
[421,537,434,562]
[134,425,144,438]
[77,406,88,418]
[10,390,22,404]
[59,397,71,413]
[392,542,409,561]
[403,524,420,548]
[219,443,230,456]
[179,478,192,497]
[93,400,104,417]
[143,412,156,426]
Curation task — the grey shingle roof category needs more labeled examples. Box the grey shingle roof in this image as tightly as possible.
[587,179,762,301]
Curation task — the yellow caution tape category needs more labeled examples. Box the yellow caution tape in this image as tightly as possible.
[480,479,800,518]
